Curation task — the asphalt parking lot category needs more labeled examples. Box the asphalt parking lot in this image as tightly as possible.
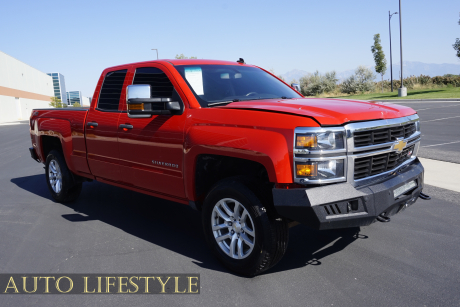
[392,100,460,163]
[1,101,459,306]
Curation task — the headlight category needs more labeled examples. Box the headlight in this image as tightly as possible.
[296,131,345,151]
[294,127,347,184]
[296,159,345,181]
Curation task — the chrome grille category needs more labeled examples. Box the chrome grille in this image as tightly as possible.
[354,123,416,147]
[354,145,415,180]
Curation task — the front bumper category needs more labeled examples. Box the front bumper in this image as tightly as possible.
[273,159,424,230]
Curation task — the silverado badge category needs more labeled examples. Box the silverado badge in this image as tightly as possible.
[393,139,407,153]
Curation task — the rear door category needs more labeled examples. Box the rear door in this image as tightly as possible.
[85,68,129,182]
[117,65,187,199]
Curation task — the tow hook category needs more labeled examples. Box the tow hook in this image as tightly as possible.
[419,192,431,200]
[376,213,391,223]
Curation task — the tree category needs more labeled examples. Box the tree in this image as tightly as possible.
[73,102,81,107]
[453,14,460,59]
[371,34,387,92]
[454,38,460,59]
[49,96,67,108]
[175,54,197,59]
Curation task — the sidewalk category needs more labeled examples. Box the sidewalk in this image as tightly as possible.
[0,120,29,126]
[376,98,460,102]
[419,158,460,193]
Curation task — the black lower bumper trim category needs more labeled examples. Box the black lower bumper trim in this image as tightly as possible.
[29,147,40,163]
[273,159,424,230]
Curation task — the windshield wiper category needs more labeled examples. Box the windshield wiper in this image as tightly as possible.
[207,96,290,107]
[207,99,240,107]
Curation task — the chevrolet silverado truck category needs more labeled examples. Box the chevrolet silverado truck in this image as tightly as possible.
[28,59,429,276]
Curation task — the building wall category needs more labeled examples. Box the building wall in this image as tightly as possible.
[82,96,91,107]
[0,50,53,123]
[48,73,67,105]
[67,91,82,106]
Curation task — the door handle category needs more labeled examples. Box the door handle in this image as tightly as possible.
[119,124,133,131]
[87,122,98,128]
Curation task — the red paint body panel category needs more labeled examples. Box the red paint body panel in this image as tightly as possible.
[29,59,418,205]
[218,98,416,126]
[85,110,121,181]
[30,109,91,177]
[182,108,319,200]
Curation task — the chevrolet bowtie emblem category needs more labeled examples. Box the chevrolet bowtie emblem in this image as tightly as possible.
[393,139,407,153]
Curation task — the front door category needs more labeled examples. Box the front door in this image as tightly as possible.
[117,65,187,199]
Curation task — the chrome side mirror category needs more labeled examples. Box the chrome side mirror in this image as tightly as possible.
[127,84,151,100]
[291,83,301,92]
[126,84,181,118]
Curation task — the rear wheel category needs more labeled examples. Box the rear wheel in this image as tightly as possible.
[202,178,288,276]
[45,150,82,203]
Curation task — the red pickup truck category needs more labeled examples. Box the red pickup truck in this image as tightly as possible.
[29,59,428,276]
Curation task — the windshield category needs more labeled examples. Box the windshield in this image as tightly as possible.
[175,65,302,107]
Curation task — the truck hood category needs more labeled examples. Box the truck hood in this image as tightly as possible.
[219,98,417,126]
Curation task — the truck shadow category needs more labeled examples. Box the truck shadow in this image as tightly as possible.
[11,174,366,276]
[265,226,366,275]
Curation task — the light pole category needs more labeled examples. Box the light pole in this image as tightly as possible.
[389,11,398,92]
[152,49,158,60]
[398,0,407,97]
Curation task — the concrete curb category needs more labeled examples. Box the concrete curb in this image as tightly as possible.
[419,158,460,193]
[0,120,29,125]
[375,98,460,102]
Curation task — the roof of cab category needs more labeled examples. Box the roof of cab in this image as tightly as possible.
[104,59,254,71]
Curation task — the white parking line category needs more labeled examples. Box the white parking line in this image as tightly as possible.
[422,140,460,148]
[415,104,460,111]
[422,115,460,122]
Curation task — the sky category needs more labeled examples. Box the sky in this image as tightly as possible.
[1,0,459,97]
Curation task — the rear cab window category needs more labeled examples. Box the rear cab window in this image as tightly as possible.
[97,69,128,111]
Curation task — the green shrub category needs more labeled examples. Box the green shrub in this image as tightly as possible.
[299,71,338,96]
[340,66,375,94]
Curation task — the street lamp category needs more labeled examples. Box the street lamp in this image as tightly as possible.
[152,49,158,60]
[398,0,407,97]
[389,11,398,92]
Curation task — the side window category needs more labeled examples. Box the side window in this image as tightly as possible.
[133,67,174,98]
[97,69,127,110]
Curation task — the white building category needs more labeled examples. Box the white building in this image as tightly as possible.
[47,73,67,105]
[82,96,91,107]
[0,50,54,123]
[66,91,82,106]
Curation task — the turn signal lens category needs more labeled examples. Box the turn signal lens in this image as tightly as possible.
[296,135,317,148]
[128,103,144,111]
[296,164,318,177]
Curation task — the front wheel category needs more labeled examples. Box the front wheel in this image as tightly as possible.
[202,178,288,276]
[45,150,82,203]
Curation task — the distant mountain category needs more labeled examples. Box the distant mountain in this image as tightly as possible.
[385,61,460,80]
[279,61,460,83]
[279,69,309,83]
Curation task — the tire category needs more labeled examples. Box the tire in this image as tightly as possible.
[202,177,289,276]
[45,150,82,203]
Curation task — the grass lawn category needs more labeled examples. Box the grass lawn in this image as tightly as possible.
[324,87,460,100]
